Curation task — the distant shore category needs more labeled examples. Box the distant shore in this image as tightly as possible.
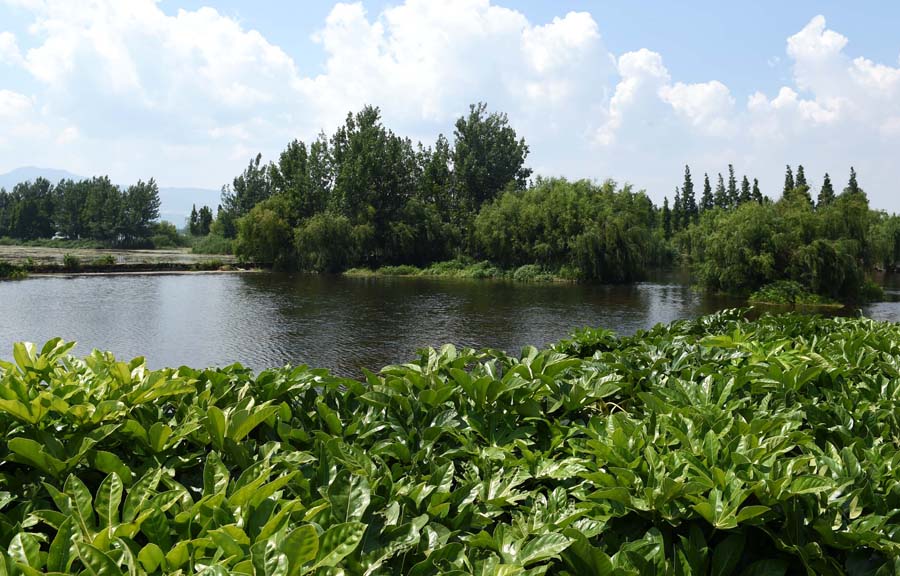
[0,245,260,278]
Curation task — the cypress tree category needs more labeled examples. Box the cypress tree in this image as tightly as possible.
[795,164,808,189]
[682,165,697,224]
[739,176,751,204]
[700,173,713,212]
[662,196,672,239]
[844,167,860,195]
[818,172,835,207]
[783,165,795,196]
[714,173,728,208]
[752,178,763,204]
[189,204,199,235]
[727,165,738,207]
[673,187,682,231]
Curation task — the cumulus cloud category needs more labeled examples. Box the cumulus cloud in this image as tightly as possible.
[0,4,899,210]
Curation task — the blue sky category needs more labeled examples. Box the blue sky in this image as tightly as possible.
[1,0,899,210]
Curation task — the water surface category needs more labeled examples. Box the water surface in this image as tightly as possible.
[0,272,895,375]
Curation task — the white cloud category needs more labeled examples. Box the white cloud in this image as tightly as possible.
[0,4,899,211]
[0,31,22,65]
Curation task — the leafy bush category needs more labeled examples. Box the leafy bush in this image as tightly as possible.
[748,280,837,306]
[1,312,899,573]
[62,253,81,270]
[149,221,188,249]
[191,233,233,255]
[295,213,357,272]
[92,254,117,267]
[375,264,421,276]
[512,264,554,282]
[0,261,26,279]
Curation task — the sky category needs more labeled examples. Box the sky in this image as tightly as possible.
[1,0,899,210]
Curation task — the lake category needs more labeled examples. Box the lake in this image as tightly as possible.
[2,271,898,375]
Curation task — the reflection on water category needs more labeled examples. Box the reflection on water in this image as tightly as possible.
[0,272,897,375]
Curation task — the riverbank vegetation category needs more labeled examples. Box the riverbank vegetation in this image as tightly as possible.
[4,102,899,300]
[0,310,897,573]
[210,103,896,301]
[0,177,163,247]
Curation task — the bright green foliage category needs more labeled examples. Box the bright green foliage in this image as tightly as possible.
[684,189,881,300]
[235,196,296,269]
[700,173,714,213]
[0,176,162,247]
[473,178,669,282]
[1,311,899,574]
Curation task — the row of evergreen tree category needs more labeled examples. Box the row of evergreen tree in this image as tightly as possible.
[662,164,863,237]
[0,177,161,244]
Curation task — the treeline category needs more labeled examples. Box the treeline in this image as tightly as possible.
[673,164,900,300]
[223,103,669,282]
[0,176,163,246]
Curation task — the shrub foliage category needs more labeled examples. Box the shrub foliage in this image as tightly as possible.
[0,311,898,574]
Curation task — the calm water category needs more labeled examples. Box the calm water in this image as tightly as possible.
[1,272,898,375]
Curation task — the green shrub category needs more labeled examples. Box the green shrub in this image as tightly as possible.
[192,259,225,271]
[749,280,838,306]
[191,233,233,255]
[0,312,897,573]
[0,261,26,279]
[92,254,117,266]
[375,264,421,276]
[295,213,356,272]
[62,253,81,271]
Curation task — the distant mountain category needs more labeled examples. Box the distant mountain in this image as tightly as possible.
[0,167,221,228]
[0,166,82,190]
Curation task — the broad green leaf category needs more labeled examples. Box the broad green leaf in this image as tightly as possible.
[94,472,123,529]
[313,522,366,569]
[137,544,164,573]
[75,541,123,576]
[284,525,319,574]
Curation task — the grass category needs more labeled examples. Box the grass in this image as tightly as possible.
[344,259,569,283]
[748,280,842,307]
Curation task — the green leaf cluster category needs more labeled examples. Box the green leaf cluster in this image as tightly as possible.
[0,311,899,574]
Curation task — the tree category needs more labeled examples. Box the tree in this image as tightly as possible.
[189,205,200,235]
[681,165,697,224]
[198,206,213,236]
[739,175,751,204]
[818,173,835,207]
[783,165,795,196]
[700,173,713,212]
[752,178,763,204]
[451,102,531,216]
[220,153,273,237]
[662,196,672,239]
[82,176,122,242]
[714,173,728,209]
[120,179,161,244]
[727,165,738,207]
[844,166,862,196]
[795,164,808,189]
[672,187,682,232]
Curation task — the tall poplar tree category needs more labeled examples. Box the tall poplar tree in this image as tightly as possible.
[662,196,672,239]
[700,173,713,212]
[739,176,751,204]
[714,173,728,209]
[673,187,682,232]
[818,173,835,207]
[726,165,738,207]
[783,165,795,196]
[752,178,763,204]
[681,165,697,224]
